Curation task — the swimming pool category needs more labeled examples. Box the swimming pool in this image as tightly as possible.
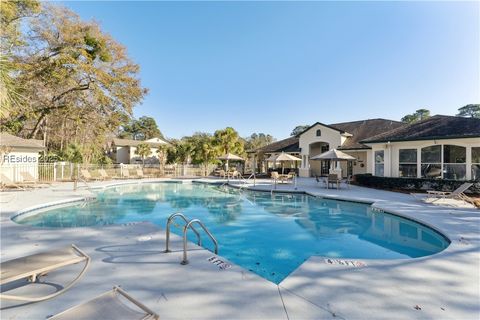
[13,182,450,283]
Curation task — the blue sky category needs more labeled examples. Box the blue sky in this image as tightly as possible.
[59,1,479,139]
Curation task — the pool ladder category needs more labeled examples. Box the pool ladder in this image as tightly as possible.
[164,212,218,265]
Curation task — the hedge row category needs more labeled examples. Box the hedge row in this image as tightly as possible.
[353,174,480,195]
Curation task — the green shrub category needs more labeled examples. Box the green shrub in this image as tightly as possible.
[354,174,480,195]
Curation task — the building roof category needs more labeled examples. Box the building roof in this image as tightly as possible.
[361,115,480,143]
[255,137,300,153]
[0,133,45,149]
[330,118,406,150]
[112,138,169,148]
[295,122,346,137]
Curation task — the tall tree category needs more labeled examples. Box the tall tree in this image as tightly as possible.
[0,0,41,119]
[457,104,480,118]
[1,3,147,163]
[187,132,218,175]
[245,133,275,150]
[119,116,163,140]
[135,143,151,166]
[213,127,244,155]
[401,109,431,124]
[290,125,310,136]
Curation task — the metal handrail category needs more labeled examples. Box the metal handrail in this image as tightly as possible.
[181,219,218,265]
[164,213,201,253]
[238,172,256,189]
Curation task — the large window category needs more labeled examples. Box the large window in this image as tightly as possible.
[472,147,480,181]
[375,150,384,177]
[399,149,417,177]
[421,145,441,178]
[443,145,466,180]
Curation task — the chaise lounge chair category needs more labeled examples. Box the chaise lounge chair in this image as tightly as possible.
[423,182,475,205]
[122,169,138,179]
[20,171,50,187]
[80,169,102,181]
[0,173,30,191]
[0,244,90,302]
[49,286,159,320]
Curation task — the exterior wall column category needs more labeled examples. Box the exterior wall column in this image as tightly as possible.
[366,150,373,174]
[466,146,472,180]
[416,148,421,178]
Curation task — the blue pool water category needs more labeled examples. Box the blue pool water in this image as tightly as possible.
[14,182,450,283]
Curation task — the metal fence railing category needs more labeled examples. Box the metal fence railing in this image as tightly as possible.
[0,162,218,183]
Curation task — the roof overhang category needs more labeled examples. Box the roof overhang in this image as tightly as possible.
[361,135,480,144]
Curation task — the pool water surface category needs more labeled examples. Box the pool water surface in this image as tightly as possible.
[14,182,450,283]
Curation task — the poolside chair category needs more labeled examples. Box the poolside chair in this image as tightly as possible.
[342,175,353,189]
[121,169,137,179]
[424,183,475,205]
[80,169,102,182]
[136,169,155,178]
[281,171,295,184]
[218,169,227,179]
[231,170,241,179]
[49,286,159,320]
[315,175,327,188]
[0,173,29,191]
[327,174,341,189]
[98,169,111,180]
[20,171,51,187]
[0,244,90,302]
[271,171,280,183]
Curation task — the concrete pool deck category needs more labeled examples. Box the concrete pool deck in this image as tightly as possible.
[0,178,479,319]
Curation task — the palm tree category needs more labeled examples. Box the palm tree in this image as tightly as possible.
[135,143,151,167]
[198,139,218,176]
[156,144,169,165]
[213,127,244,155]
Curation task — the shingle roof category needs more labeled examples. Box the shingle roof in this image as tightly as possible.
[255,137,300,153]
[329,118,406,150]
[0,133,45,149]
[361,115,480,143]
[112,138,168,148]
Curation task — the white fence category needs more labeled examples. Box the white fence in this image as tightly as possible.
[0,162,217,183]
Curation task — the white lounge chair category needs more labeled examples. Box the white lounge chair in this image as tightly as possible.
[20,171,50,187]
[49,286,159,320]
[0,173,30,191]
[80,169,102,181]
[0,245,90,302]
[424,182,474,204]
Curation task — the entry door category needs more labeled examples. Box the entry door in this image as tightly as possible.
[321,160,330,176]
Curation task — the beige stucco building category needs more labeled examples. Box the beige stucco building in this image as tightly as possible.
[109,137,170,164]
[250,115,480,180]
[0,132,45,181]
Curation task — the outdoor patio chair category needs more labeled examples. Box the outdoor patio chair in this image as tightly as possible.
[80,169,102,181]
[49,286,159,320]
[327,174,341,189]
[423,183,475,205]
[98,169,112,180]
[20,171,51,187]
[136,169,155,178]
[342,175,353,189]
[231,170,241,179]
[271,171,280,183]
[218,169,227,178]
[0,244,90,302]
[121,169,137,179]
[315,175,327,188]
[281,172,295,184]
[0,173,30,191]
